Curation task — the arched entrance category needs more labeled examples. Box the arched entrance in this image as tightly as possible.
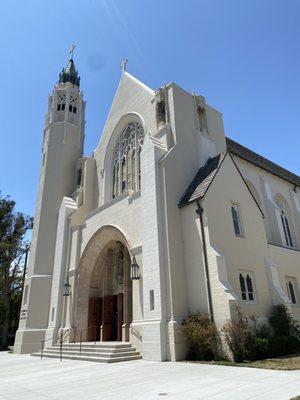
[73,226,132,342]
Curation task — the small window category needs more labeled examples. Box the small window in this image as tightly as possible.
[231,203,243,237]
[156,101,166,125]
[23,285,29,306]
[280,208,294,248]
[150,290,155,311]
[286,277,297,304]
[57,94,66,112]
[239,271,255,301]
[77,167,82,187]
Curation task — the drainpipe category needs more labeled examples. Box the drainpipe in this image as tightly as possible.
[195,200,214,322]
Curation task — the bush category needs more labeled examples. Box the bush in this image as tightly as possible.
[255,335,300,359]
[222,307,257,362]
[256,323,272,339]
[255,337,270,359]
[269,304,293,336]
[182,314,222,361]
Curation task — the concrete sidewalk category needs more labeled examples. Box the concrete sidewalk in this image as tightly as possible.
[0,352,299,399]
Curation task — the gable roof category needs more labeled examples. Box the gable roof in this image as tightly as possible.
[178,153,226,208]
[226,137,300,187]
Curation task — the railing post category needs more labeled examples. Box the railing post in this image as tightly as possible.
[60,331,63,362]
[80,331,82,354]
[41,341,44,360]
[73,326,77,344]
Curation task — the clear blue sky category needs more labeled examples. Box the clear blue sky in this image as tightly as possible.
[1,0,299,217]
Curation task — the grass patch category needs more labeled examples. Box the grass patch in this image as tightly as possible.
[184,353,300,370]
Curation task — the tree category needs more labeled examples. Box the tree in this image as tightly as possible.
[0,194,32,349]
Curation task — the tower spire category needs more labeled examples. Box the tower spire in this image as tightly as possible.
[59,46,80,87]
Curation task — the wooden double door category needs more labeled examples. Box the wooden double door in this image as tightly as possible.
[88,294,123,342]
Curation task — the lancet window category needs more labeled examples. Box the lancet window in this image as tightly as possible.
[279,204,294,248]
[275,197,294,248]
[69,96,78,114]
[112,122,145,199]
[56,94,66,111]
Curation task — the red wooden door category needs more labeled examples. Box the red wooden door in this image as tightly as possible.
[117,293,123,341]
[87,297,102,341]
[102,295,117,341]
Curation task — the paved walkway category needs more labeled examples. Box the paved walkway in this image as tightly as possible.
[0,352,299,399]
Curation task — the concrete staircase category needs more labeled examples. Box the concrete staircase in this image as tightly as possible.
[31,342,141,363]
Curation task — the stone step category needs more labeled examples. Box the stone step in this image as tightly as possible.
[54,342,131,349]
[44,349,140,358]
[31,352,142,363]
[51,346,135,353]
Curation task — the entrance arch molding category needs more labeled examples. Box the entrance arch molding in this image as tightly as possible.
[73,225,132,339]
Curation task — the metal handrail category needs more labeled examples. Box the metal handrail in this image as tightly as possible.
[77,325,99,353]
[130,326,142,341]
[40,328,70,361]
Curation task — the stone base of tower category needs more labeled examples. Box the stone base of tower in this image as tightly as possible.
[142,320,167,361]
[165,319,187,361]
[13,328,46,354]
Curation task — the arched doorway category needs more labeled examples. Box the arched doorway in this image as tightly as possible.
[73,226,132,342]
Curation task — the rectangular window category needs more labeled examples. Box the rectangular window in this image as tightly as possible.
[239,271,255,301]
[285,277,297,304]
[150,290,155,311]
[23,285,29,306]
[231,203,243,237]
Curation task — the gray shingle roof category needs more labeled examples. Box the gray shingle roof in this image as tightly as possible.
[226,137,300,187]
[178,153,226,208]
[178,137,300,209]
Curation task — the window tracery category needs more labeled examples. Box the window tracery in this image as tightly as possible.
[276,197,294,248]
[112,122,145,199]
[57,94,66,111]
[69,96,78,114]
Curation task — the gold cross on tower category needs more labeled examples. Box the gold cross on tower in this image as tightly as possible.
[120,58,128,74]
[69,44,76,59]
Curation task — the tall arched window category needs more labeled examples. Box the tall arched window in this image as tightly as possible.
[276,197,294,248]
[112,122,145,199]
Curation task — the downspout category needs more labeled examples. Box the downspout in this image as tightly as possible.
[195,199,214,322]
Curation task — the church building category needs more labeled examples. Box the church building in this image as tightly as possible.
[14,57,300,361]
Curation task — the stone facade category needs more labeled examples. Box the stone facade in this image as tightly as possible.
[14,59,300,361]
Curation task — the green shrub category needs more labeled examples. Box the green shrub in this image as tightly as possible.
[255,335,300,359]
[269,304,293,336]
[182,314,222,361]
[256,324,272,339]
[222,307,257,362]
[269,335,300,357]
[255,337,271,359]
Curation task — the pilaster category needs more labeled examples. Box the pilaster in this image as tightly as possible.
[140,135,167,361]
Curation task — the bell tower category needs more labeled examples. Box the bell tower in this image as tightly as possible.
[14,57,86,353]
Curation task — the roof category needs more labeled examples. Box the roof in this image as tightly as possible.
[178,153,226,208]
[226,137,300,187]
[59,58,80,87]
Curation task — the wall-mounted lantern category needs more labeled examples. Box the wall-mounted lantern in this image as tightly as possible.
[130,254,140,280]
[63,276,71,296]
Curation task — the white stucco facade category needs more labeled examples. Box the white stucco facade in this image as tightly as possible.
[14,59,300,361]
